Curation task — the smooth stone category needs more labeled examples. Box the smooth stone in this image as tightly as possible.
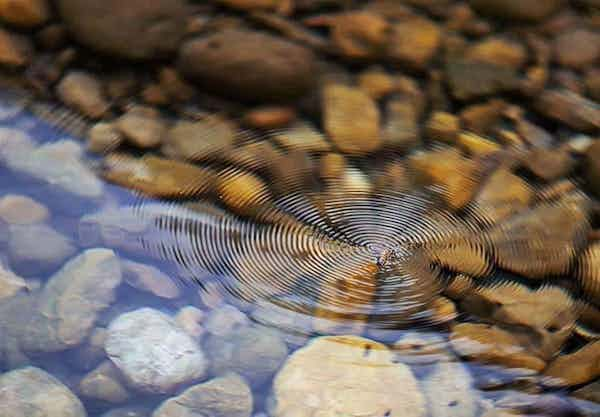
[0,28,32,67]
[421,362,479,417]
[87,122,123,154]
[393,331,455,365]
[0,366,87,417]
[386,17,441,70]
[105,307,207,393]
[20,248,122,352]
[271,335,426,417]
[0,194,49,225]
[204,304,248,338]
[71,327,108,371]
[175,306,204,341]
[469,0,564,21]
[0,262,28,300]
[534,89,599,133]
[543,341,600,387]
[446,59,519,101]
[57,0,188,60]
[8,223,76,276]
[178,29,317,102]
[553,29,600,70]
[152,373,253,417]
[79,360,130,403]
[0,0,50,27]
[205,324,288,387]
[116,106,166,148]
[122,259,180,299]
[56,71,110,119]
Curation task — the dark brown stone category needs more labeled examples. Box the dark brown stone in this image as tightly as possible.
[469,0,564,22]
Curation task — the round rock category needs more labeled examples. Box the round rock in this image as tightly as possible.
[105,307,207,393]
[178,29,317,102]
[271,335,426,417]
[56,0,188,60]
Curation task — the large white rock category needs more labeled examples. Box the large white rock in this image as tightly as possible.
[271,335,426,417]
[106,307,207,393]
[421,362,479,417]
[0,366,87,417]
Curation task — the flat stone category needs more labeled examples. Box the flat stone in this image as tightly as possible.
[422,362,479,417]
[152,373,252,417]
[178,29,317,102]
[534,89,600,133]
[122,259,179,299]
[0,194,48,225]
[20,248,122,352]
[87,122,123,154]
[543,341,600,387]
[446,59,519,101]
[323,83,381,155]
[553,29,600,70]
[271,335,426,417]
[105,308,207,393]
[386,17,441,70]
[0,366,86,417]
[79,360,130,404]
[272,122,331,153]
[175,306,204,340]
[0,0,50,27]
[57,0,188,60]
[465,37,527,70]
[0,28,32,67]
[116,106,166,148]
[56,71,110,119]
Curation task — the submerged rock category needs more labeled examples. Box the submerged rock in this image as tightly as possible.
[543,341,600,387]
[152,373,253,417]
[0,366,86,417]
[0,194,49,225]
[79,360,130,404]
[105,308,207,393]
[271,335,426,417]
[0,0,50,27]
[56,71,110,119]
[205,324,288,387]
[469,0,564,22]
[421,362,479,417]
[20,248,122,352]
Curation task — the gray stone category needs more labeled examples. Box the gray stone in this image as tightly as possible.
[20,248,122,352]
[421,362,479,417]
[0,366,87,417]
[8,223,76,276]
[152,373,253,417]
[205,324,288,387]
[204,304,249,337]
[79,360,130,404]
[106,308,207,393]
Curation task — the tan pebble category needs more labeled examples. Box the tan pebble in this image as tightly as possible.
[115,105,166,148]
[217,0,286,12]
[386,17,441,70]
[534,89,600,133]
[244,106,297,130]
[79,361,130,403]
[87,122,123,154]
[458,132,501,156]
[465,37,527,69]
[223,140,283,171]
[460,99,506,135]
[175,306,204,340]
[122,259,180,299]
[272,122,330,153]
[141,83,169,106]
[373,160,410,193]
[357,68,397,99]
[543,341,600,387]
[520,66,549,96]
[216,169,273,217]
[56,71,109,119]
[327,12,390,60]
[426,111,460,143]
[428,296,457,323]
[443,274,474,300]
[0,194,49,225]
[0,0,50,27]
[382,97,420,151]
[496,129,524,148]
[158,67,194,102]
[0,28,32,67]
[319,152,346,182]
[522,147,575,182]
[323,83,382,155]
[0,263,28,300]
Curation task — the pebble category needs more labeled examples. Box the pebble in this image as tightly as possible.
[393,331,455,365]
[465,37,527,70]
[20,248,122,352]
[271,122,331,153]
[87,122,123,154]
[79,360,130,404]
[243,106,297,130]
[178,29,317,101]
[553,29,600,70]
[205,324,288,387]
[56,0,188,59]
[0,194,49,225]
[105,307,207,393]
[0,262,28,300]
[543,341,600,387]
[56,71,109,119]
[426,111,460,143]
[271,336,426,417]
[0,366,86,417]
[8,223,76,276]
[0,27,32,67]
[534,89,600,133]
[579,242,600,302]
[469,0,564,22]
[122,259,180,299]
[585,68,600,101]
[204,304,249,337]
[322,83,381,155]
[215,168,274,217]
[152,373,253,417]
[585,140,600,198]
[522,147,575,182]
[459,99,506,135]
[0,0,50,27]
[446,58,519,100]
[175,305,204,340]
[162,116,236,161]
[421,362,479,417]
[386,17,441,70]
[357,68,398,99]
[71,327,108,371]
[116,106,166,148]
[325,12,390,60]
[382,96,420,151]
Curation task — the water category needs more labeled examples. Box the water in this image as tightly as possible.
[1,79,600,417]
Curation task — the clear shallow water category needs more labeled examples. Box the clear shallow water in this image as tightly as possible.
[1,96,600,417]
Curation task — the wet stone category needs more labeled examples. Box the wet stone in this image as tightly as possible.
[393,331,455,365]
[534,89,600,133]
[543,341,600,387]
[56,71,110,119]
[421,362,479,417]
[175,306,204,341]
[57,0,188,60]
[0,0,50,27]
[243,106,297,130]
[79,360,130,404]
[0,366,86,417]
[322,11,389,60]
[385,17,441,70]
[122,259,180,299]
[87,122,123,155]
[0,194,49,225]
[382,96,420,151]
[204,304,249,337]
[465,37,527,70]
[585,140,600,198]
[426,111,460,143]
[468,0,564,22]
[102,406,151,417]
[446,59,519,101]
[553,29,600,70]
[0,28,32,68]
[178,29,317,102]
[20,248,122,353]
[116,106,166,149]
[0,262,28,300]
[152,373,253,417]
[205,324,288,387]
[105,307,207,394]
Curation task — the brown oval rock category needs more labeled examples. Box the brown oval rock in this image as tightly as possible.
[553,29,600,70]
[0,28,32,68]
[56,0,188,60]
[469,0,564,22]
[178,30,317,102]
[0,0,50,27]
